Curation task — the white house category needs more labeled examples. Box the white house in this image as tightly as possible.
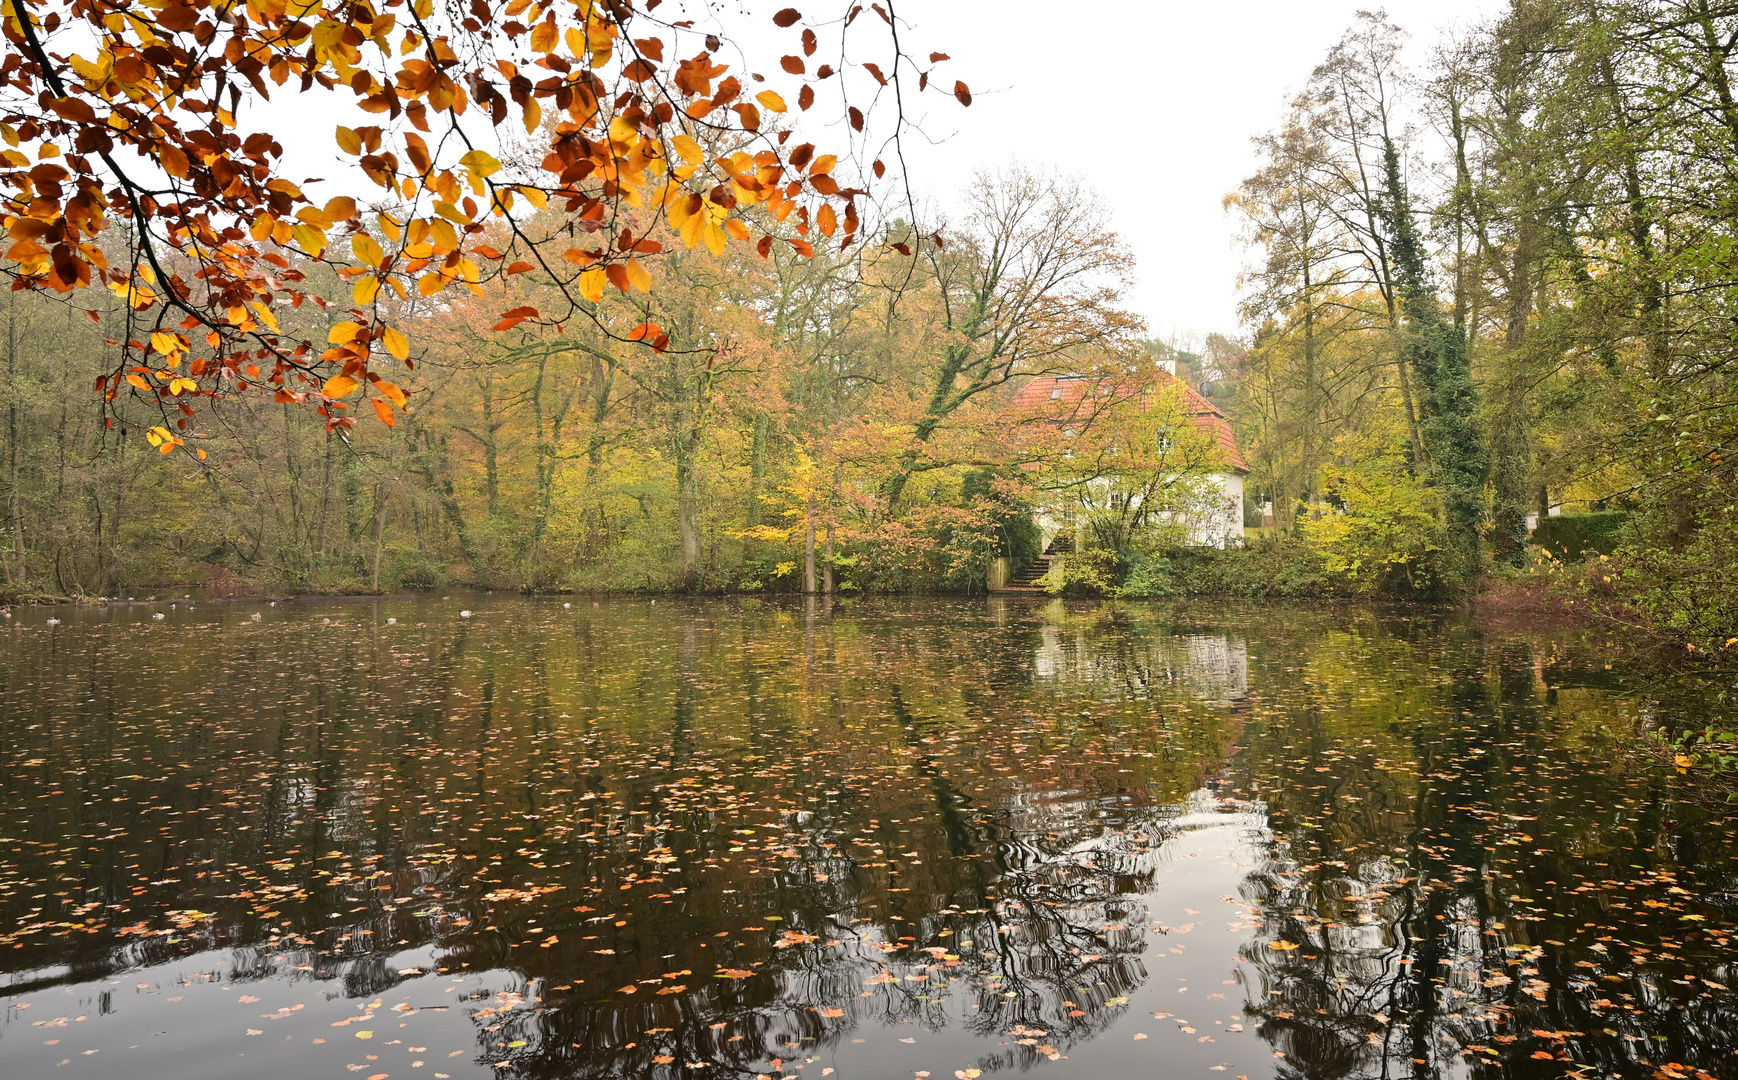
[1010,369,1249,551]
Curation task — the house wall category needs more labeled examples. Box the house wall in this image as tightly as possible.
[1190,472,1245,548]
[1034,470,1246,551]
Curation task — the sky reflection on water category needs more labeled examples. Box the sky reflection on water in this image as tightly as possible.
[0,596,1733,1080]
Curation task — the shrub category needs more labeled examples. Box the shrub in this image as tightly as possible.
[1301,462,1446,595]
[1531,510,1631,557]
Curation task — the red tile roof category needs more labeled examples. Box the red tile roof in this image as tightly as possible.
[1011,370,1249,474]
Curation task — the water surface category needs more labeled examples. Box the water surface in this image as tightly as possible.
[1,596,1733,1079]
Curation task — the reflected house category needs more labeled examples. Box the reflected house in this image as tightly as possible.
[1009,363,1251,568]
[1035,623,1250,704]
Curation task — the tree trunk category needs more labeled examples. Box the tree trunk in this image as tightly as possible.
[803,487,817,594]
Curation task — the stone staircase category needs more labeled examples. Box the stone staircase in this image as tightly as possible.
[1000,558,1052,592]
[998,535,1071,593]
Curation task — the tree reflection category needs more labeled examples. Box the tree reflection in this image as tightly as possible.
[0,599,1733,1080]
[1233,621,1738,1079]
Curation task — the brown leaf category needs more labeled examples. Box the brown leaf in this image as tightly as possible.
[954,80,972,106]
[772,8,802,27]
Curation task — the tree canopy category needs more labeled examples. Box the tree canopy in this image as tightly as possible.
[0,0,964,450]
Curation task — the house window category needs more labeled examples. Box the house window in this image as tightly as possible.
[1156,426,1175,451]
[1049,385,1063,400]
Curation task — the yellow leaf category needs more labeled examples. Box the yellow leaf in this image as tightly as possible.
[517,185,548,209]
[291,223,327,256]
[335,125,362,154]
[247,301,279,332]
[417,272,445,297]
[327,321,363,344]
[150,331,179,356]
[459,149,502,178]
[353,276,381,306]
[323,375,360,398]
[756,90,787,113]
[809,154,837,175]
[377,213,403,243]
[382,327,410,362]
[521,96,542,133]
[625,257,652,292]
[671,134,704,165]
[578,267,605,303]
[352,233,385,265]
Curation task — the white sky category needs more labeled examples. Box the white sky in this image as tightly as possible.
[887,0,1501,346]
[251,0,1498,344]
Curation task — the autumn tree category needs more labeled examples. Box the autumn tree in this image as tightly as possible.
[0,0,966,457]
[872,166,1141,514]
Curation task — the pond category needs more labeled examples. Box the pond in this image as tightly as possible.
[0,595,1733,1080]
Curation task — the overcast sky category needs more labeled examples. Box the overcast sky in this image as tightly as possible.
[256,0,1499,345]
[886,0,1501,347]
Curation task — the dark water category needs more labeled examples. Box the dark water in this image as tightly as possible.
[0,596,1734,1080]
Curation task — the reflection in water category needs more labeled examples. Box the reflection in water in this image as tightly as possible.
[0,598,1732,1080]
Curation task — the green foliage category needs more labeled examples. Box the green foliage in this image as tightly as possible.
[1531,511,1631,558]
[1302,461,1445,596]
[1047,547,1120,598]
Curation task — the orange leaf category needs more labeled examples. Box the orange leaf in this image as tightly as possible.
[374,379,408,409]
[506,260,535,274]
[371,397,396,427]
[493,305,540,331]
[605,263,631,293]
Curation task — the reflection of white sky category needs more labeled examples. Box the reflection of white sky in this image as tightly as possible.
[822,787,1274,1077]
[0,948,517,1078]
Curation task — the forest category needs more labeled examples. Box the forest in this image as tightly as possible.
[1,1,1736,652]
